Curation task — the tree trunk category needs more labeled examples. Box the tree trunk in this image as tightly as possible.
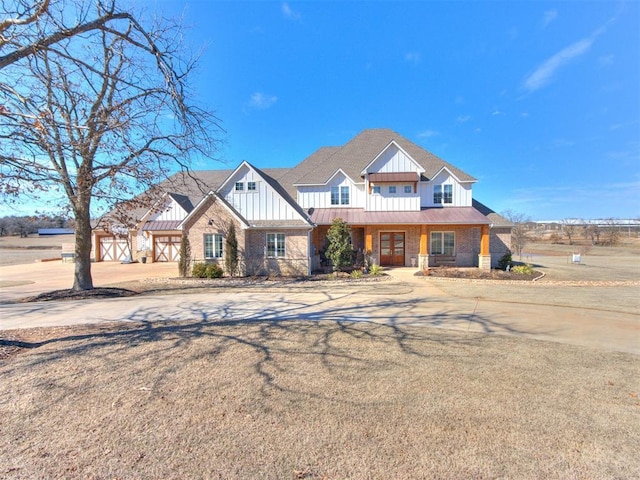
[73,200,94,291]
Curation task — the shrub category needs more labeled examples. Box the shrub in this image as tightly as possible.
[497,251,512,271]
[192,262,224,279]
[369,264,383,276]
[350,269,363,279]
[326,218,353,271]
[178,233,191,277]
[511,264,534,275]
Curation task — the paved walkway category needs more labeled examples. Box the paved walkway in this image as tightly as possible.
[1,264,638,354]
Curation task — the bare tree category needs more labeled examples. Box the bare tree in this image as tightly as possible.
[601,218,621,247]
[501,209,531,259]
[560,219,578,245]
[0,0,221,290]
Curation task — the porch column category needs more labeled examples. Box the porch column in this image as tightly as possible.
[419,225,429,271]
[365,226,373,253]
[478,224,491,270]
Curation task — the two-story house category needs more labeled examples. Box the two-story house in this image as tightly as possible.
[93,129,511,274]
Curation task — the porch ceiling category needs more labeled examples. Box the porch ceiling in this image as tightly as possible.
[309,208,490,226]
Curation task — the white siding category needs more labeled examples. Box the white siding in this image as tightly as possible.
[366,184,421,211]
[366,143,423,174]
[296,173,364,209]
[220,164,306,222]
[149,197,189,221]
[420,170,472,208]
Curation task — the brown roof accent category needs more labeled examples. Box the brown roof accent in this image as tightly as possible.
[142,220,181,231]
[369,172,418,183]
[309,208,490,226]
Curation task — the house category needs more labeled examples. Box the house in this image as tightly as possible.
[92,129,511,274]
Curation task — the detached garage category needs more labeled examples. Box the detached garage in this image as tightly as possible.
[153,235,181,262]
[98,235,130,262]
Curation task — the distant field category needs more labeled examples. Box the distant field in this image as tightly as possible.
[0,235,74,266]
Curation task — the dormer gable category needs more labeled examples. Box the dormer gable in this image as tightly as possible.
[361,140,425,176]
[141,192,193,224]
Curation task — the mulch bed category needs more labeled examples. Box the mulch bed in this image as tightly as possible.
[420,268,541,281]
[21,287,139,303]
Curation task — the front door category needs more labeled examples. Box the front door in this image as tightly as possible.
[380,232,405,266]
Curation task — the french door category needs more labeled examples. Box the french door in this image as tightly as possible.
[380,232,405,266]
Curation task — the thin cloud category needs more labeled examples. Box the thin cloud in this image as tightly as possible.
[523,15,616,93]
[457,115,471,123]
[248,92,278,110]
[543,9,558,27]
[417,129,438,138]
[282,2,301,20]
[404,52,421,65]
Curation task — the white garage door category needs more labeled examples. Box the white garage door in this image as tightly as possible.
[99,236,130,262]
[154,235,181,262]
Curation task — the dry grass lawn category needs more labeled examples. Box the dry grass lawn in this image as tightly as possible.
[1,319,639,479]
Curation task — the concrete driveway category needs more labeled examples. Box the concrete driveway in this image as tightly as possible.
[1,262,638,355]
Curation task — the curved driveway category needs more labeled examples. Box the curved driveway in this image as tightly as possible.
[1,262,638,355]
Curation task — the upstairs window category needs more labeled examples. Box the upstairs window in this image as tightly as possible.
[372,185,381,194]
[404,185,412,194]
[235,182,244,191]
[331,186,350,205]
[247,181,257,191]
[443,184,453,204]
[434,184,453,204]
[389,186,397,194]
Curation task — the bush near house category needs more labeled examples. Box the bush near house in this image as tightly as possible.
[192,263,224,279]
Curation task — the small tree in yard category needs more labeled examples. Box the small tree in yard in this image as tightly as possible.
[325,217,352,272]
[178,232,191,278]
[225,222,239,277]
[502,209,531,259]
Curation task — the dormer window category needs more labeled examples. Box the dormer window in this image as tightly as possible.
[247,181,257,191]
[235,182,244,191]
[434,184,453,204]
[331,186,350,205]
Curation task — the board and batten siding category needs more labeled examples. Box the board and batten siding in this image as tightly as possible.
[296,174,364,209]
[420,170,472,208]
[365,185,421,211]
[148,197,189,221]
[220,164,305,222]
[366,143,422,174]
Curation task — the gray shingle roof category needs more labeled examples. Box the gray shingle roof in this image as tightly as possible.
[286,128,476,188]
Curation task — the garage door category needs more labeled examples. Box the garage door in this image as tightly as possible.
[154,235,181,262]
[99,236,130,262]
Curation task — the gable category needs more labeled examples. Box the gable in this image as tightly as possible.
[219,161,312,225]
[147,194,191,222]
[361,141,424,175]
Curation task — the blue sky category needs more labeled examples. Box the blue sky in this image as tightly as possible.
[8,0,640,220]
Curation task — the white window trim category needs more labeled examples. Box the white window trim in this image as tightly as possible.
[204,233,224,259]
[266,232,286,258]
[235,182,244,192]
[331,185,350,205]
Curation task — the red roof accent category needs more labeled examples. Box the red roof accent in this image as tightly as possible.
[368,172,417,183]
[309,208,489,225]
[142,220,181,231]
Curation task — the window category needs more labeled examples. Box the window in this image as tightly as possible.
[372,185,381,194]
[404,185,412,194]
[235,182,244,191]
[247,181,257,191]
[266,233,285,258]
[430,232,455,255]
[204,234,223,258]
[340,186,349,205]
[331,185,350,205]
[443,184,453,204]
[433,185,442,204]
[434,184,453,204]
[389,186,397,194]
[331,186,340,205]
